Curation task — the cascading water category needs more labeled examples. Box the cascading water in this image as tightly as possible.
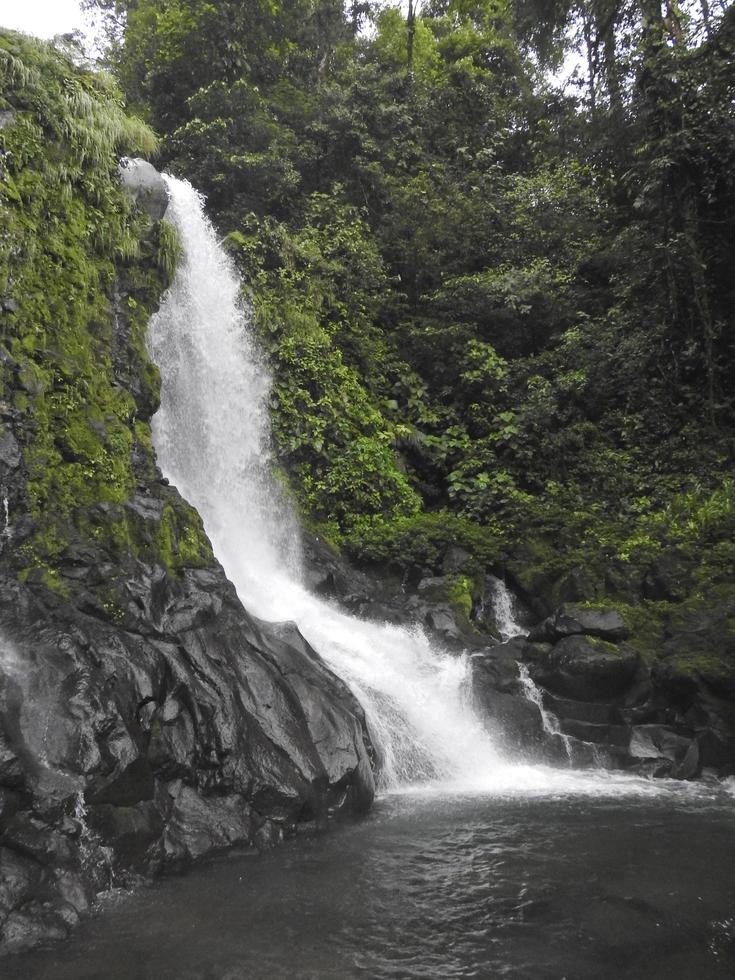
[487,575,526,641]
[148,178,712,799]
[517,663,574,762]
[149,177,503,790]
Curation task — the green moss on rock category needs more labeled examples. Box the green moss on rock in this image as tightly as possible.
[0,31,212,595]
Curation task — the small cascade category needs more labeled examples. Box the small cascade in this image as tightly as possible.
[487,576,526,641]
[0,492,10,552]
[74,792,115,887]
[518,666,608,768]
[517,664,574,763]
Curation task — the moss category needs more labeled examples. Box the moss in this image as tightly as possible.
[664,653,732,684]
[344,510,502,573]
[0,31,209,597]
[153,502,214,573]
[583,634,629,656]
[155,220,183,282]
[17,562,69,597]
[446,573,475,620]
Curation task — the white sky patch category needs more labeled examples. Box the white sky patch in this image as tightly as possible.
[0,0,89,40]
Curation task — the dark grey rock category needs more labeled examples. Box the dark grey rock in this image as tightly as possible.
[542,693,618,725]
[424,606,462,640]
[629,725,694,763]
[0,430,20,473]
[300,532,374,604]
[560,720,632,748]
[442,546,472,573]
[529,604,629,643]
[0,560,375,956]
[471,640,548,757]
[642,551,693,602]
[118,158,169,220]
[527,634,639,701]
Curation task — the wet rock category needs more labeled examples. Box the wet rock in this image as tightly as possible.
[561,720,632,748]
[252,619,375,815]
[542,693,618,726]
[86,802,163,870]
[0,907,69,954]
[442,546,472,574]
[526,635,639,701]
[253,817,284,851]
[0,430,21,473]
[0,847,35,913]
[642,551,693,602]
[0,559,376,955]
[118,158,169,220]
[300,532,370,600]
[471,640,547,754]
[629,725,695,767]
[529,604,629,644]
[424,606,463,641]
[162,787,253,863]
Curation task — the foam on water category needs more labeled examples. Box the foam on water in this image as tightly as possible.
[148,178,718,801]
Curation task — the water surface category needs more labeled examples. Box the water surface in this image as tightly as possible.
[8,786,735,980]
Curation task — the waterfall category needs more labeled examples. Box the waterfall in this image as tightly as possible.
[147,179,694,799]
[148,177,505,790]
[517,664,573,762]
[487,575,526,640]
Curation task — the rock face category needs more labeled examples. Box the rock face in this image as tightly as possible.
[0,565,374,955]
[528,603,629,643]
[471,638,551,757]
[471,602,735,779]
[524,634,640,701]
[118,158,169,220]
[0,151,374,955]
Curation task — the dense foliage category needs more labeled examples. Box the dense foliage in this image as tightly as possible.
[0,31,212,595]
[63,2,735,616]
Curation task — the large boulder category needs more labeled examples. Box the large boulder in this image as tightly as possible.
[529,603,629,644]
[642,551,693,602]
[300,532,371,602]
[0,565,375,955]
[118,158,169,220]
[471,638,549,757]
[524,634,640,701]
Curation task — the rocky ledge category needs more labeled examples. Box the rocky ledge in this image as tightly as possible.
[472,603,735,779]
[302,537,735,780]
[0,563,374,955]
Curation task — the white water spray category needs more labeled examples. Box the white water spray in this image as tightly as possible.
[518,664,574,762]
[147,178,715,801]
[0,492,10,552]
[149,178,503,789]
[487,576,526,641]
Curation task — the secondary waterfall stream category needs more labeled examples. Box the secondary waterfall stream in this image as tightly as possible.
[147,178,711,799]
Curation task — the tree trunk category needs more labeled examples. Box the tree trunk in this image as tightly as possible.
[407,0,418,83]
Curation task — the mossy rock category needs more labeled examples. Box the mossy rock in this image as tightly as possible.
[529,634,640,701]
[0,32,213,601]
